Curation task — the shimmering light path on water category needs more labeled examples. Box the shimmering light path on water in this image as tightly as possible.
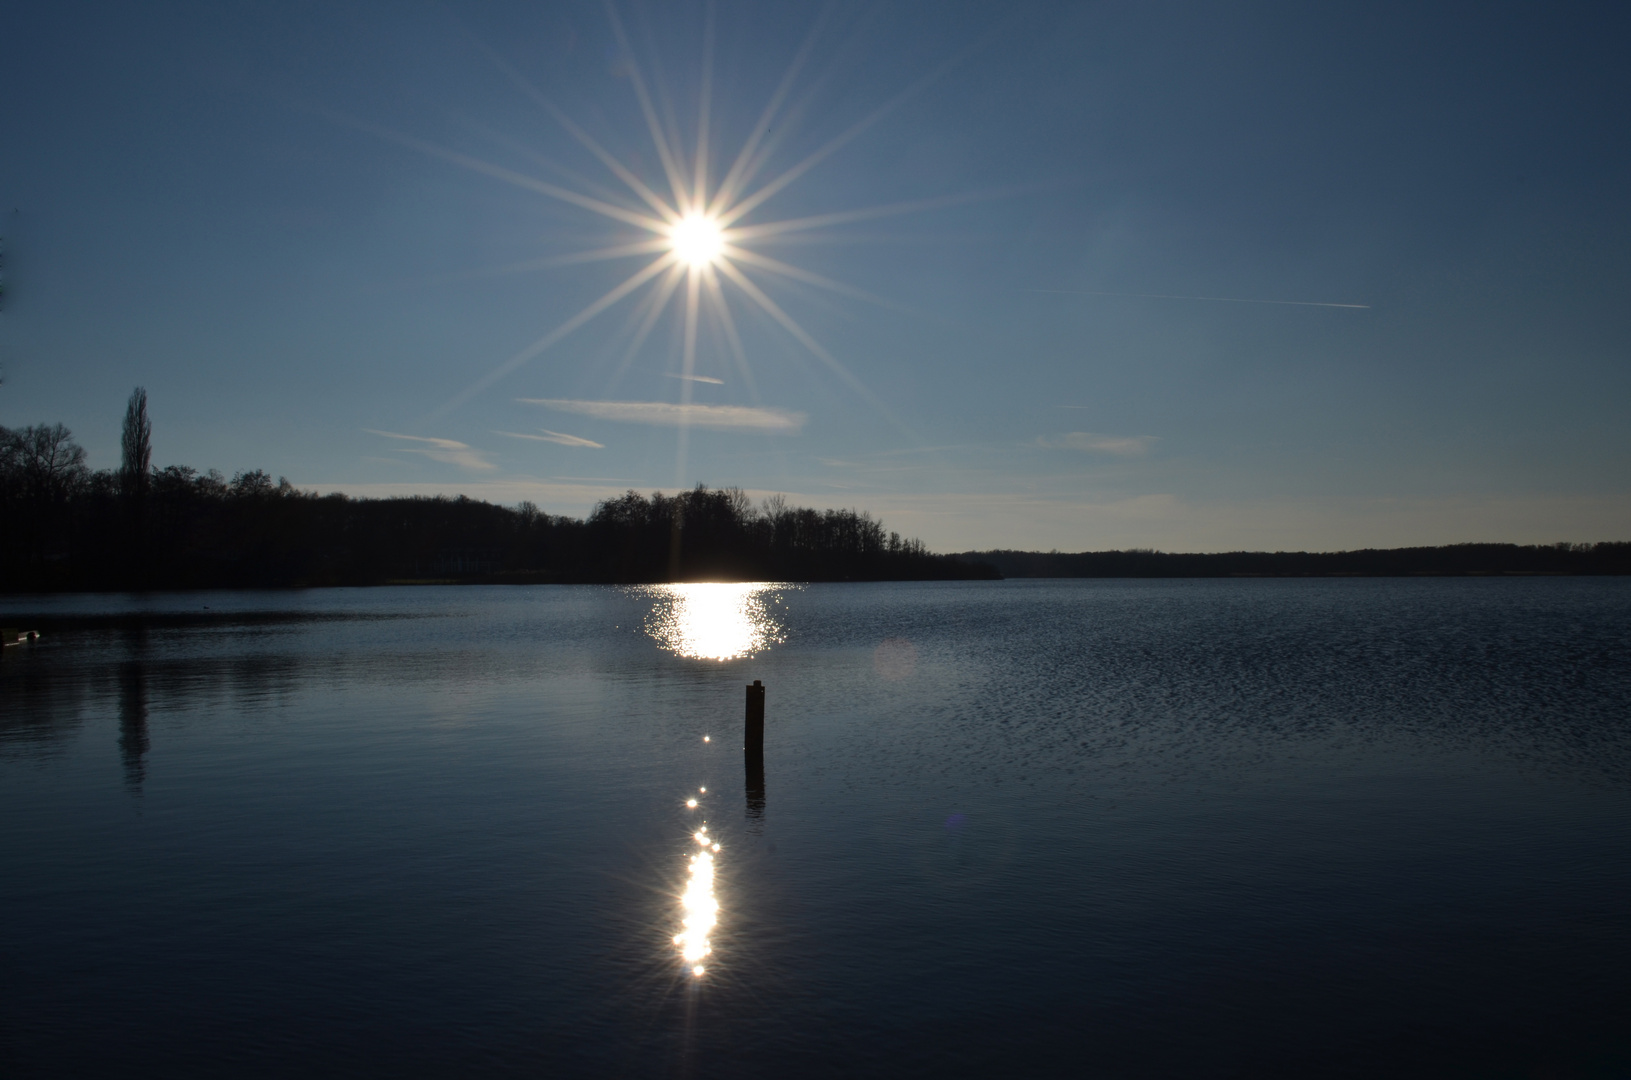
[641,582,788,660]
[2,580,1630,1078]
[679,787,720,977]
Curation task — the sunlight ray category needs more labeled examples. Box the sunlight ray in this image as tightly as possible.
[702,266,759,398]
[723,230,972,248]
[724,189,1001,242]
[604,2,692,212]
[441,107,647,217]
[676,270,704,484]
[639,16,692,200]
[711,14,880,219]
[434,253,677,418]
[461,44,680,223]
[707,2,835,217]
[718,53,964,229]
[714,258,906,430]
[545,103,680,224]
[531,239,672,267]
[720,245,910,312]
[413,240,670,287]
[692,1,715,217]
[391,4,960,430]
[333,110,668,232]
[608,261,688,388]
[682,269,703,386]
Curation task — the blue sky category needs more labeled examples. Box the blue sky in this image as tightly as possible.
[3,1,1628,551]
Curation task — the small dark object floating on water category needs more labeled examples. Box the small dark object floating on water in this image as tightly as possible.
[1,628,41,650]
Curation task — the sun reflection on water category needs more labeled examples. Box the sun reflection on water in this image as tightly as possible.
[676,819,719,977]
[642,583,787,661]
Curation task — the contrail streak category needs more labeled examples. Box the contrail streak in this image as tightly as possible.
[1023,289,1370,309]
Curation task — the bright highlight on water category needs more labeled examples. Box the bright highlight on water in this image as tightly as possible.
[677,821,719,977]
[642,583,787,661]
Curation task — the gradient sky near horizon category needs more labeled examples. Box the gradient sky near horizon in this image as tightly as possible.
[3,1,1628,552]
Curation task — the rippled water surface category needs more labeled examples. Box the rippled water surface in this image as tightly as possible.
[3,579,1630,1078]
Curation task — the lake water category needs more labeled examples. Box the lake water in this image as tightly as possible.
[3,579,1630,1078]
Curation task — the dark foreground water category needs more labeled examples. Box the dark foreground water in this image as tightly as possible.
[3,579,1629,1078]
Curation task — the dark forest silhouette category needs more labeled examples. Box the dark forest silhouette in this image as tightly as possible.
[967,544,1631,577]
[0,402,992,590]
[2,396,1626,591]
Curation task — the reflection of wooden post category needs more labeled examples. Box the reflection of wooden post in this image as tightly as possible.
[745,680,766,818]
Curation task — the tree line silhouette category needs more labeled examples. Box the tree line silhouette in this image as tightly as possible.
[4,391,1625,591]
[0,391,994,590]
[965,544,1631,577]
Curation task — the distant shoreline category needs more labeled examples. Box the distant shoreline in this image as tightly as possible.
[6,420,1628,589]
[6,541,1630,599]
[963,543,1631,579]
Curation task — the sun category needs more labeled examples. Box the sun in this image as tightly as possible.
[371,2,961,425]
[670,214,724,270]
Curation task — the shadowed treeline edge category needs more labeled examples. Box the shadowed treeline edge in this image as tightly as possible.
[4,418,1627,591]
[966,545,1631,578]
[0,421,994,590]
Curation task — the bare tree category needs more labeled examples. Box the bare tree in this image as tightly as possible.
[16,423,86,504]
[121,387,151,500]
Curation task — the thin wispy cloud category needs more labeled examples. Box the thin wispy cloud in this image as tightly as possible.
[519,398,806,432]
[364,429,496,471]
[664,372,725,384]
[1038,432,1156,456]
[494,429,606,449]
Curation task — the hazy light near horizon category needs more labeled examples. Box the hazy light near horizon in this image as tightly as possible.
[521,398,805,433]
[1038,432,1156,456]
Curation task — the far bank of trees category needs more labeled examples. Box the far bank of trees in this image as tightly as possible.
[966,545,1631,578]
[0,393,994,590]
[4,392,1628,591]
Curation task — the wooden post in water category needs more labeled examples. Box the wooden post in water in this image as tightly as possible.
[744,680,765,755]
[744,680,766,818]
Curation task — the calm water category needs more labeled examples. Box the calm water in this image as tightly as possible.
[3,579,1630,1078]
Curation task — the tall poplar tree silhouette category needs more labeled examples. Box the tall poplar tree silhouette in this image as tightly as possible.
[120,387,151,500]
[121,387,152,578]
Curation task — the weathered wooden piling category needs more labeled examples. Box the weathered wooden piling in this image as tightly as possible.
[745,680,766,817]
[744,680,765,755]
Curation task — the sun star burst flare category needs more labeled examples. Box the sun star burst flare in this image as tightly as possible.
[341,2,973,444]
[670,214,725,270]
